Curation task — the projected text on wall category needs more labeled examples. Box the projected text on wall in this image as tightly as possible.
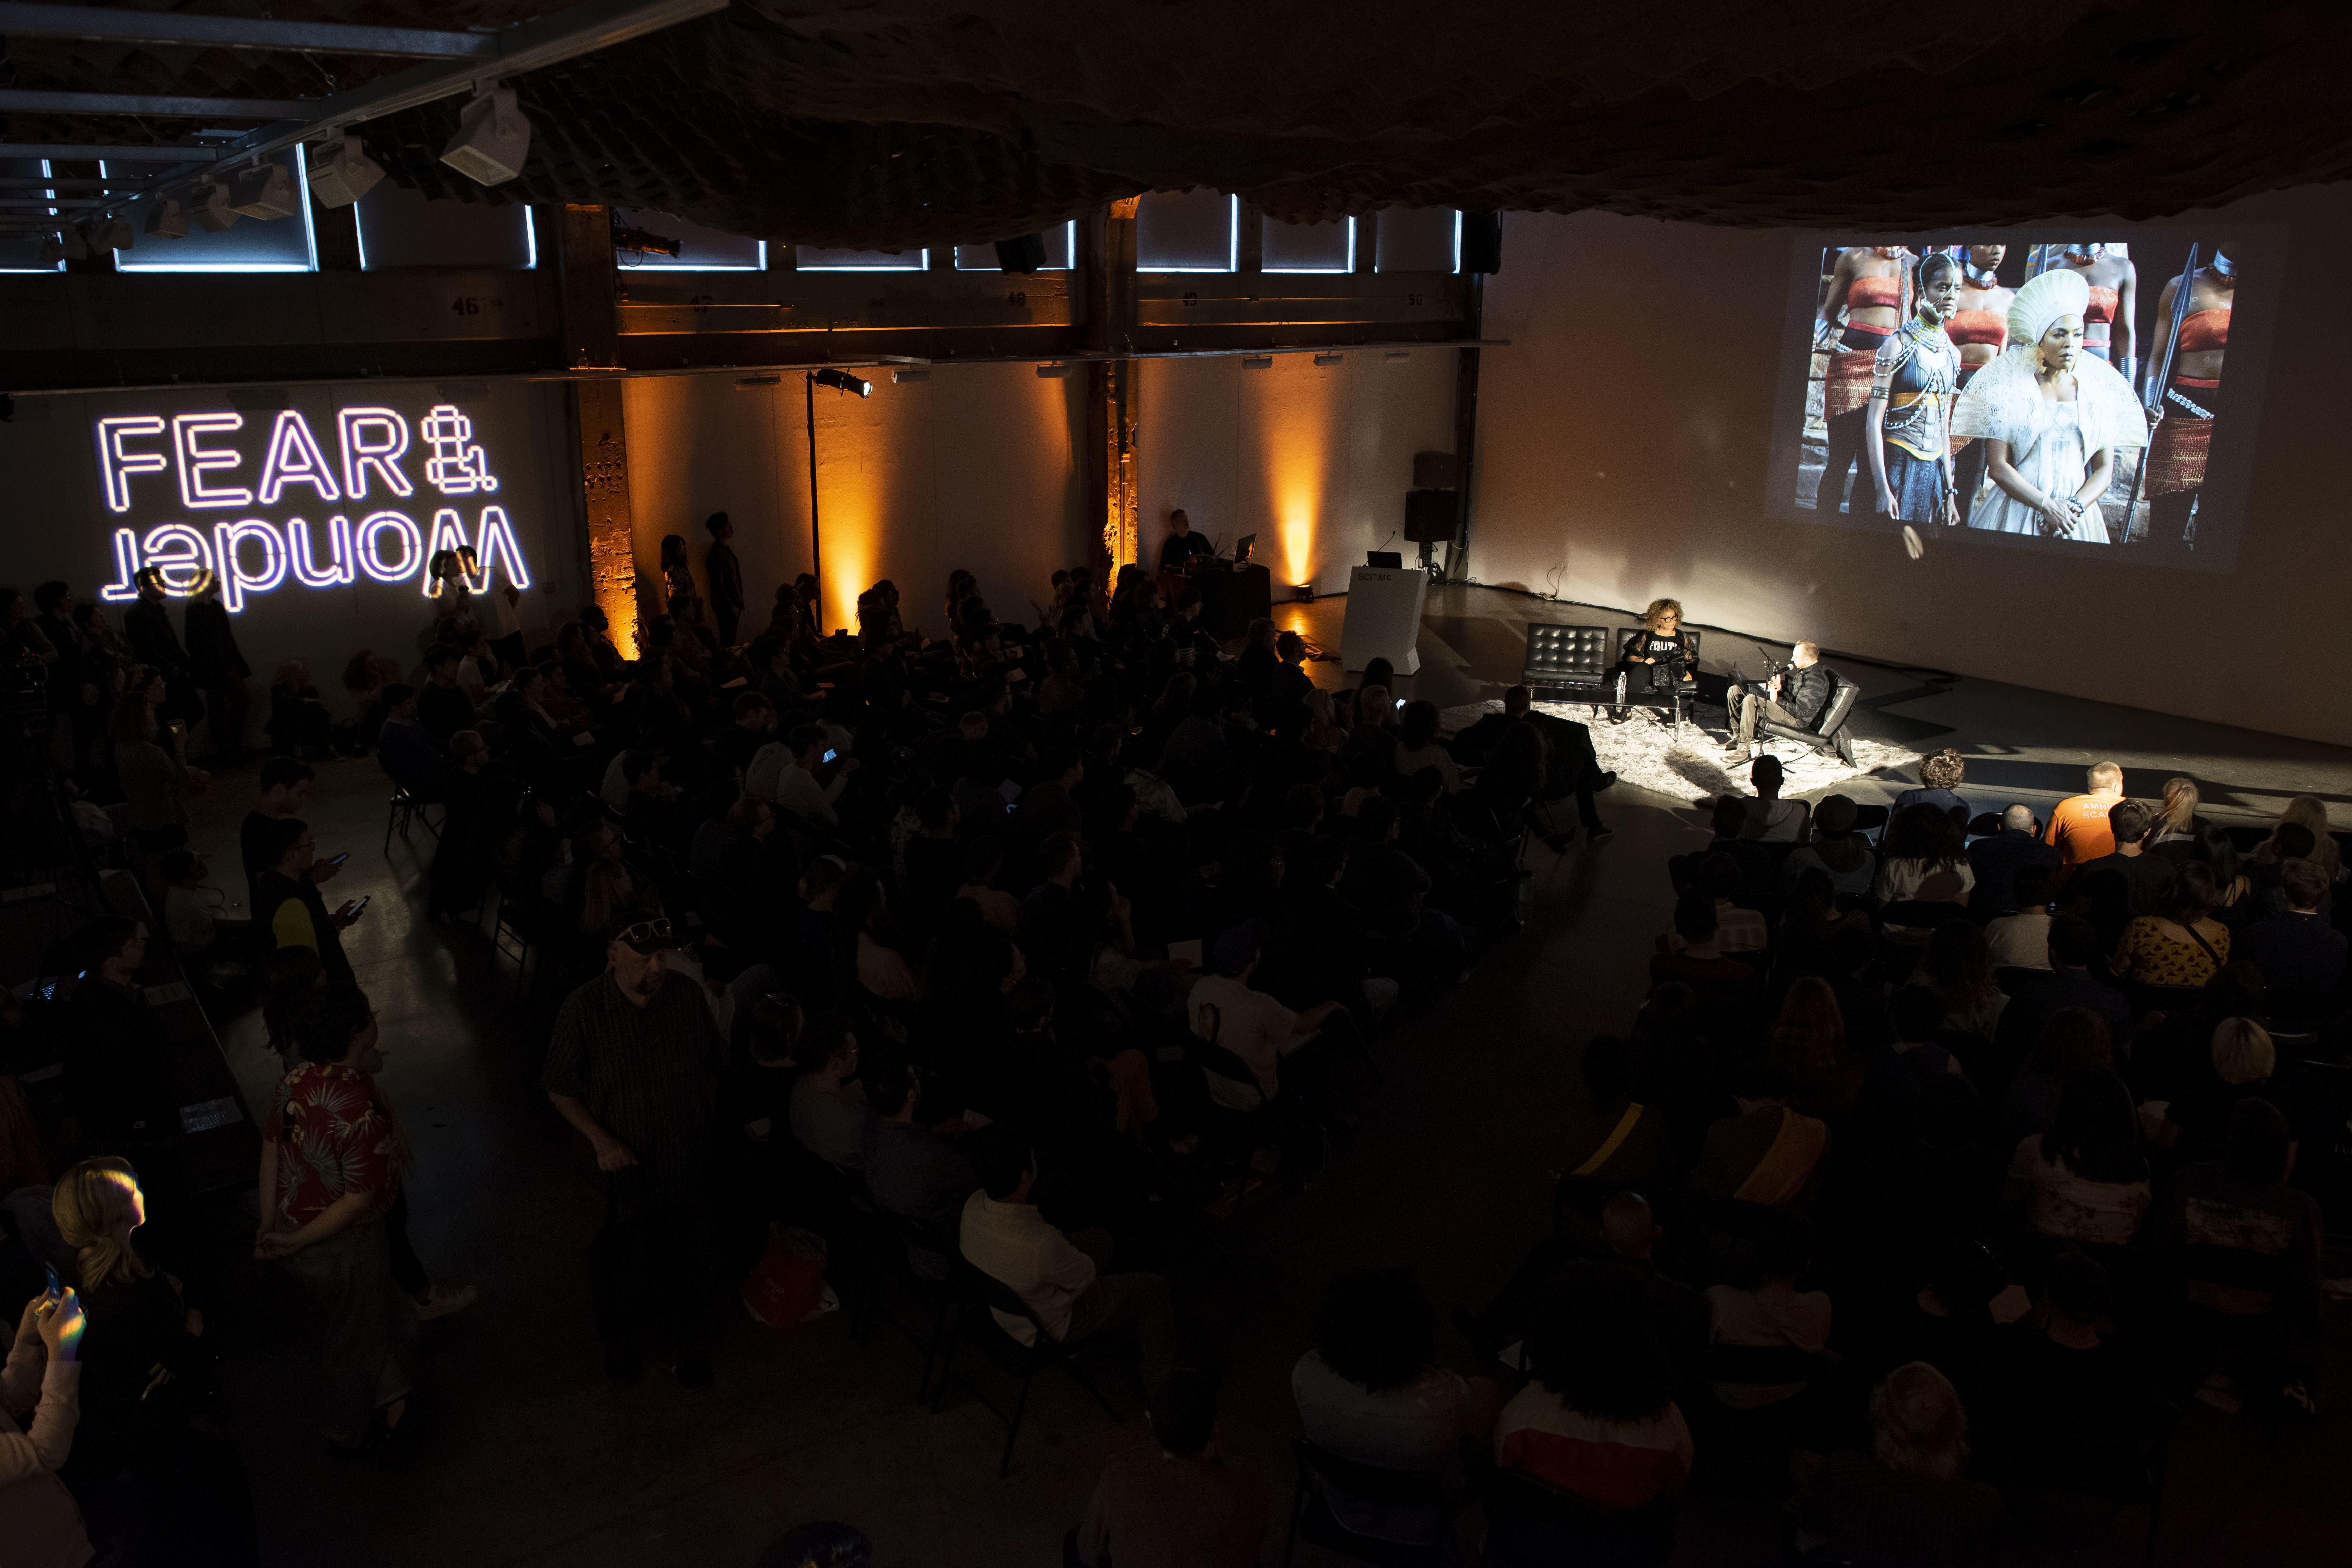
[93,403,530,610]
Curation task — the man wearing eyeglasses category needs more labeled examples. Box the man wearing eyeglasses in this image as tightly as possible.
[543,908,726,1390]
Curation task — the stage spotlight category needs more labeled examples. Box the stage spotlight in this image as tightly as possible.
[1242,355,1272,370]
[1313,353,1344,366]
[891,368,928,383]
[440,85,532,186]
[230,162,299,220]
[192,183,238,232]
[810,368,871,398]
[307,134,384,209]
[1384,349,1411,361]
[733,374,782,391]
[1035,363,1069,378]
[144,199,187,240]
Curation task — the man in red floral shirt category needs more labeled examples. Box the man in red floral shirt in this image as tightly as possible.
[255,987,416,1449]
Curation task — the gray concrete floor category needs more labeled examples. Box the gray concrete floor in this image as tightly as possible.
[178,586,2350,1567]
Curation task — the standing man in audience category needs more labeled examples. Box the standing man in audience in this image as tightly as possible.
[1724,642,1835,762]
[417,645,478,744]
[2045,761,2127,883]
[252,817,360,989]
[2238,860,2347,994]
[705,511,745,647]
[240,758,336,906]
[543,909,725,1390]
[1968,804,2059,914]
[123,566,203,734]
[2067,800,2174,948]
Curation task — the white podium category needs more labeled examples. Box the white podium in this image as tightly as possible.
[1340,565,1428,674]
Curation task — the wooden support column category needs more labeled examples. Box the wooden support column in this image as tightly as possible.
[555,204,642,653]
[1082,198,1141,580]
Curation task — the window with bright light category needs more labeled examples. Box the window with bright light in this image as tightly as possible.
[113,147,317,273]
[953,222,1077,270]
[1137,190,1236,272]
[1264,216,1354,273]
[797,246,927,271]
[612,207,761,271]
[0,158,63,272]
[1373,207,1461,273]
[358,182,536,270]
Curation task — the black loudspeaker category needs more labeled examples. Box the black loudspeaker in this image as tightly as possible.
[1461,210,1502,275]
[994,232,1048,273]
[1403,488,1456,543]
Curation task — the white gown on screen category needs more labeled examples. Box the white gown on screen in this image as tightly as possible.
[1950,272,2147,544]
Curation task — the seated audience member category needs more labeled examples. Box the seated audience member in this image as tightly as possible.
[857,1053,978,1274]
[1705,1211,1832,1412]
[1865,986,1965,1113]
[959,1136,1177,1386]
[1188,924,1344,1111]
[1985,1251,2146,1466]
[1982,865,2055,973]
[160,848,248,964]
[1874,803,1975,932]
[2044,761,2127,882]
[1910,919,2009,1043]
[2144,775,2211,858]
[2147,1097,2325,1412]
[1893,747,1970,823]
[1739,755,1811,844]
[1797,1363,2003,1568]
[1996,917,2132,1061]
[2247,821,2332,921]
[757,1521,873,1568]
[954,837,1021,934]
[1074,1369,1266,1568]
[1390,701,1462,793]
[1557,1038,1677,1212]
[416,644,477,743]
[2160,1017,2281,1161]
[1697,855,1769,955]
[0,1282,91,1566]
[1688,1058,1831,1213]
[1997,1008,2114,1145]
[1779,794,1876,903]
[2110,862,2230,989]
[787,1016,869,1169]
[1847,1079,2004,1272]
[1649,894,1762,1027]
[374,684,448,799]
[1766,977,1864,1121]
[2236,859,2346,994]
[1291,1269,1486,1536]
[2069,800,2174,950]
[1629,985,1732,1168]
[2004,1069,2151,1248]
[1967,803,2060,915]
[750,724,855,827]
[1495,1267,1692,1512]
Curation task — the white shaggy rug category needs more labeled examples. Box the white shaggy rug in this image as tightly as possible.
[1440,699,1918,807]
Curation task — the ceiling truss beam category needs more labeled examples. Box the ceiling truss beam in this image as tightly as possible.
[0,4,500,60]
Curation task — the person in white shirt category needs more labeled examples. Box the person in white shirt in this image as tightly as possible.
[1185,924,1344,1110]
[958,1136,1177,1385]
[1738,755,1812,844]
[747,723,858,826]
[1983,864,2057,973]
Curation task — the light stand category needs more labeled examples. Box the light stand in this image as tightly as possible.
[802,367,873,633]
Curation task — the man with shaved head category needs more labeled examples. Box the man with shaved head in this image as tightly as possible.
[1967,801,2061,914]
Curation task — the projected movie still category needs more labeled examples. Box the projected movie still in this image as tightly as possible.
[1765,234,2281,572]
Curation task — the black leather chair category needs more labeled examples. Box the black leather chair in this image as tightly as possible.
[1756,670,1861,766]
[1520,623,1613,708]
[1612,628,1702,730]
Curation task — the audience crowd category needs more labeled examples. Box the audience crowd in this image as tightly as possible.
[1,552,2345,1565]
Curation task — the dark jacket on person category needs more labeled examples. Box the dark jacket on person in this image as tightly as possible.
[2237,912,2348,994]
[1967,828,2061,916]
[122,597,188,675]
[181,599,248,683]
[254,867,357,989]
[1777,662,1835,728]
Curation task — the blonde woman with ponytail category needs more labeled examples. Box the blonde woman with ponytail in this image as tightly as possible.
[49,1157,208,1446]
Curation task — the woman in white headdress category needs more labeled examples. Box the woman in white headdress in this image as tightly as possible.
[1950,268,2147,543]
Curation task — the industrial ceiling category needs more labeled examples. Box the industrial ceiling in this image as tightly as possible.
[5,0,2347,248]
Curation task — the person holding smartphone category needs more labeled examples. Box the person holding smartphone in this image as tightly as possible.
[3,1280,90,1567]
[251,818,361,990]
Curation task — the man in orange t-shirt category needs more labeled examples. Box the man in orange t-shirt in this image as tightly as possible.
[2045,761,2126,883]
